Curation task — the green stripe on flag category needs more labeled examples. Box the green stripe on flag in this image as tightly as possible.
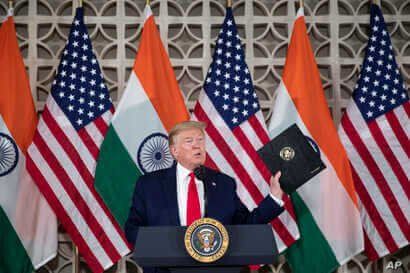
[95,125,142,227]
[0,207,33,273]
[285,193,339,273]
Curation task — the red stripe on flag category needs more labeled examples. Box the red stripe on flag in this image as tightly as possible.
[385,111,410,158]
[342,115,410,240]
[195,103,264,203]
[208,127,296,245]
[26,155,106,273]
[232,123,271,182]
[32,132,121,263]
[270,217,295,247]
[350,165,399,254]
[363,230,383,261]
[235,119,297,245]
[42,108,94,186]
[206,133,297,244]
[368,120,410,199]
[205,153,220,171]
[78,128,100,160]
[248,115,270,144]
[403,101,410,118]
[94,116,109,136]
[283,195,297,220]
[42,108,130,251]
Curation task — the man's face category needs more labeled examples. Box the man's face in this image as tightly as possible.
[170,128,206,171]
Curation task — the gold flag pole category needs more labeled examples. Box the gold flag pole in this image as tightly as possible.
[146,0,150,6]
[8,0,13,9]
[299,0,304,9]
[73,244,80,273]
[73,1,81,265]
[227,0,232,8]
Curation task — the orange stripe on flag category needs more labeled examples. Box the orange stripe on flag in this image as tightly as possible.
[281,16,358,206]
[0,17,37,153]
[133,15,189,132]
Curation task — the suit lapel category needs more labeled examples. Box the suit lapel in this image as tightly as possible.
[204,170,217,219]
[162,164,180,225]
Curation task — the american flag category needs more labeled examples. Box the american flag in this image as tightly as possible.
[27,8,130,273]
[192,7,299,251]
[338,4,409,260]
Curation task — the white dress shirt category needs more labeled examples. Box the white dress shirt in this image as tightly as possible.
[176,163,205,226]
[176,163,284,226]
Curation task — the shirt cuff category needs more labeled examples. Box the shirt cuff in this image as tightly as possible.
[269,193,284,207]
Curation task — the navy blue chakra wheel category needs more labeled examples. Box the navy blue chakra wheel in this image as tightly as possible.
[0,133,19,177]
[137,133,174,174]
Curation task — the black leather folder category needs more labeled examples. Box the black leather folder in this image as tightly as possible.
[257,124,326,194]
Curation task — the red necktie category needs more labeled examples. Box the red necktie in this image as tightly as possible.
[186,172,201,226]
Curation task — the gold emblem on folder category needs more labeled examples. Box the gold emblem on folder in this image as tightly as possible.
[280,146,295,161]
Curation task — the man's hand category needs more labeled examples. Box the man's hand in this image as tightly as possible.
[270,171,283,200]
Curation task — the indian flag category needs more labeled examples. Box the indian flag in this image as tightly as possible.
[0,12,57,272]
[95,5,189,227]
[268,8,364,273]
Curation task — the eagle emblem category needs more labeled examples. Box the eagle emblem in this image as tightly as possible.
[197,228,217,253]
[184,218,229,263]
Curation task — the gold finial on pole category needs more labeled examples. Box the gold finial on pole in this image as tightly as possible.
[227,0,232,8]
[8,0,13,9]
[299,0,304,9]
[372,0,381,6]
[146,0,150,5]
[79,0,83,7]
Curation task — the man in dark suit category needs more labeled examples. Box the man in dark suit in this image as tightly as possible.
[124,121,284,272]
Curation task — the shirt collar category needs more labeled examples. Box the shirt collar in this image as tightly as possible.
[177,162,192,181]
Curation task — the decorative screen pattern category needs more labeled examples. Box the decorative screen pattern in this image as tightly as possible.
[1,0,408,272]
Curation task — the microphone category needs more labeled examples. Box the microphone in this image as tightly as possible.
[193,165,208,217]
[193,165,206,181]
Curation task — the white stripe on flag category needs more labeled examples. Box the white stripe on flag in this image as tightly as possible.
[194,112,300,250]
[27,143,112,268]
[111,72,168,168]
[85,121,104,149]
[36,118,129,256]
[338,125,407,245]
[359,199,389,257]
[38,119,127,254]
[274,209,300,253]
[101,110,112,124]
[272,228,286,252]
[192,113,257,209]
[47,97,95,174]
[255,111,268,141]
[393,106,410,139]
[347,104,409,218]
[379,108,410,178]
[239,121,263,150]
[198,94,270,195]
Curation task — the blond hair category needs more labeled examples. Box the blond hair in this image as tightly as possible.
[168,121,206,146]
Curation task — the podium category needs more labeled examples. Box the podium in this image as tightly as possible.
[133,224,278,273]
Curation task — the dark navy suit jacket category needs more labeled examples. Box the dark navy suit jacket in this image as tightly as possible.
[124,165,284,273]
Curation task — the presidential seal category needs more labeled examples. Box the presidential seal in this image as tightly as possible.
[280,146,295,161]
[184,218,229,263]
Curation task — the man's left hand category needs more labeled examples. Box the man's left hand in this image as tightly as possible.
[269,171,283,200]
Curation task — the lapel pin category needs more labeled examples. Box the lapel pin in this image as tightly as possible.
[212,182,216,187]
